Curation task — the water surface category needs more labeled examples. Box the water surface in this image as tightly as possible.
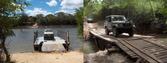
[6,25,82,53]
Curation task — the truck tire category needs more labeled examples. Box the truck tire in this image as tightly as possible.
[34,45,39,51]
[129,32,134,37]
[129,29,134,37]
[105,28,110,35]
[113,28,118,37]
[63,43,69,51]
[39,42,43,52]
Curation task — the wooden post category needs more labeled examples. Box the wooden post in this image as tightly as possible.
[94,37,100,50]
[34,30,38,43]
[67,31,70,44]
[65,31,70,51]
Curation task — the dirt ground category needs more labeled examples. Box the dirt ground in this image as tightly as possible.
[84,50,133,63]
[11,51,83,63]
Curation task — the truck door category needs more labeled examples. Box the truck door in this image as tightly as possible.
[107,17,112,29]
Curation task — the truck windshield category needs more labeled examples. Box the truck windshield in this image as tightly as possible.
[112,16,126,21]
[44,34,55,40]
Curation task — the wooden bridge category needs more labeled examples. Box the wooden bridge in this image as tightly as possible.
[88,28,167,63]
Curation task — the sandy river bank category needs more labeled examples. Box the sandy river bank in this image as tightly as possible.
[11,51,83,63]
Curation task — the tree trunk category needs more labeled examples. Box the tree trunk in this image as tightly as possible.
[1,36,10,62]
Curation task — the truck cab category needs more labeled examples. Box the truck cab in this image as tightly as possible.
[44,29,55,41]
[104,15,134,37]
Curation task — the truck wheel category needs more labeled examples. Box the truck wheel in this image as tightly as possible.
[105,28,110,35]
[129,32,134,37]
[129,29,134,37]
[34,45,38,51]
[39,42,43,52]
[63,43,69,51]
[113,28,118,37]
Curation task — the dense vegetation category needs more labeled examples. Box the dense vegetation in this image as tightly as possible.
[18,12,76,26]
[0,0,28,62]
[75,7,84,35]
[84,0,167,34]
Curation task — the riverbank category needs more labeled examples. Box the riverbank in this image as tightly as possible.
[11,51,83,63]
[5,25,83,63]
[84,50,133,63]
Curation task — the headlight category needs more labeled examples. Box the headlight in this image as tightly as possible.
[133,25,136,28]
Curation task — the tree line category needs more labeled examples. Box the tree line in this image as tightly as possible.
[17,12,77,26]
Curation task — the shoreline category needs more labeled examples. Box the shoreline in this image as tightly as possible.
[11,51,83,63]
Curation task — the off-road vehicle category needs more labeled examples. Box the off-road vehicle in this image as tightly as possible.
[86,16,94,23]
[104,15,134,37]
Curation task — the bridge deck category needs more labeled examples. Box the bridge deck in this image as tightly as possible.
[89,29,167,63]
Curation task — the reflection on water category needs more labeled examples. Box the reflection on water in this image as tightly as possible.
[6,26,82,53]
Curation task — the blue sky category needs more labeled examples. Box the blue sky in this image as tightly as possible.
[24,0,83,16]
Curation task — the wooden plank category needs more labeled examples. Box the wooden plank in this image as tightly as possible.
[116,42,138,58]
[89,30,163,63]
[90,30,117,43]
[119,39,162,63]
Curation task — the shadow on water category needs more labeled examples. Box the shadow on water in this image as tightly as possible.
[6,25,82,53]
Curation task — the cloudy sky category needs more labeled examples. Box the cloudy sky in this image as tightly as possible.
[25,0,83,16]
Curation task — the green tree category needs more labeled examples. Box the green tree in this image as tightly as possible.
[84,0,103,16]
[66,14,76,25]
[75,7,84,35]
[36,14,47,25]
[46,14,56,25]
[54,12,76,25]
[0,0,28,62]
[19,13,29,25]
[56,12,66,24]
[28,16,37,24]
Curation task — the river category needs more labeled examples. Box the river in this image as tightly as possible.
[6,25,83,53]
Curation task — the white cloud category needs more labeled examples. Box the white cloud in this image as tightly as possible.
[25,8,52,16]
[55,0,83,14]
[61,0,83,9]
[46,0,57,7]
[55,9,75,14]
